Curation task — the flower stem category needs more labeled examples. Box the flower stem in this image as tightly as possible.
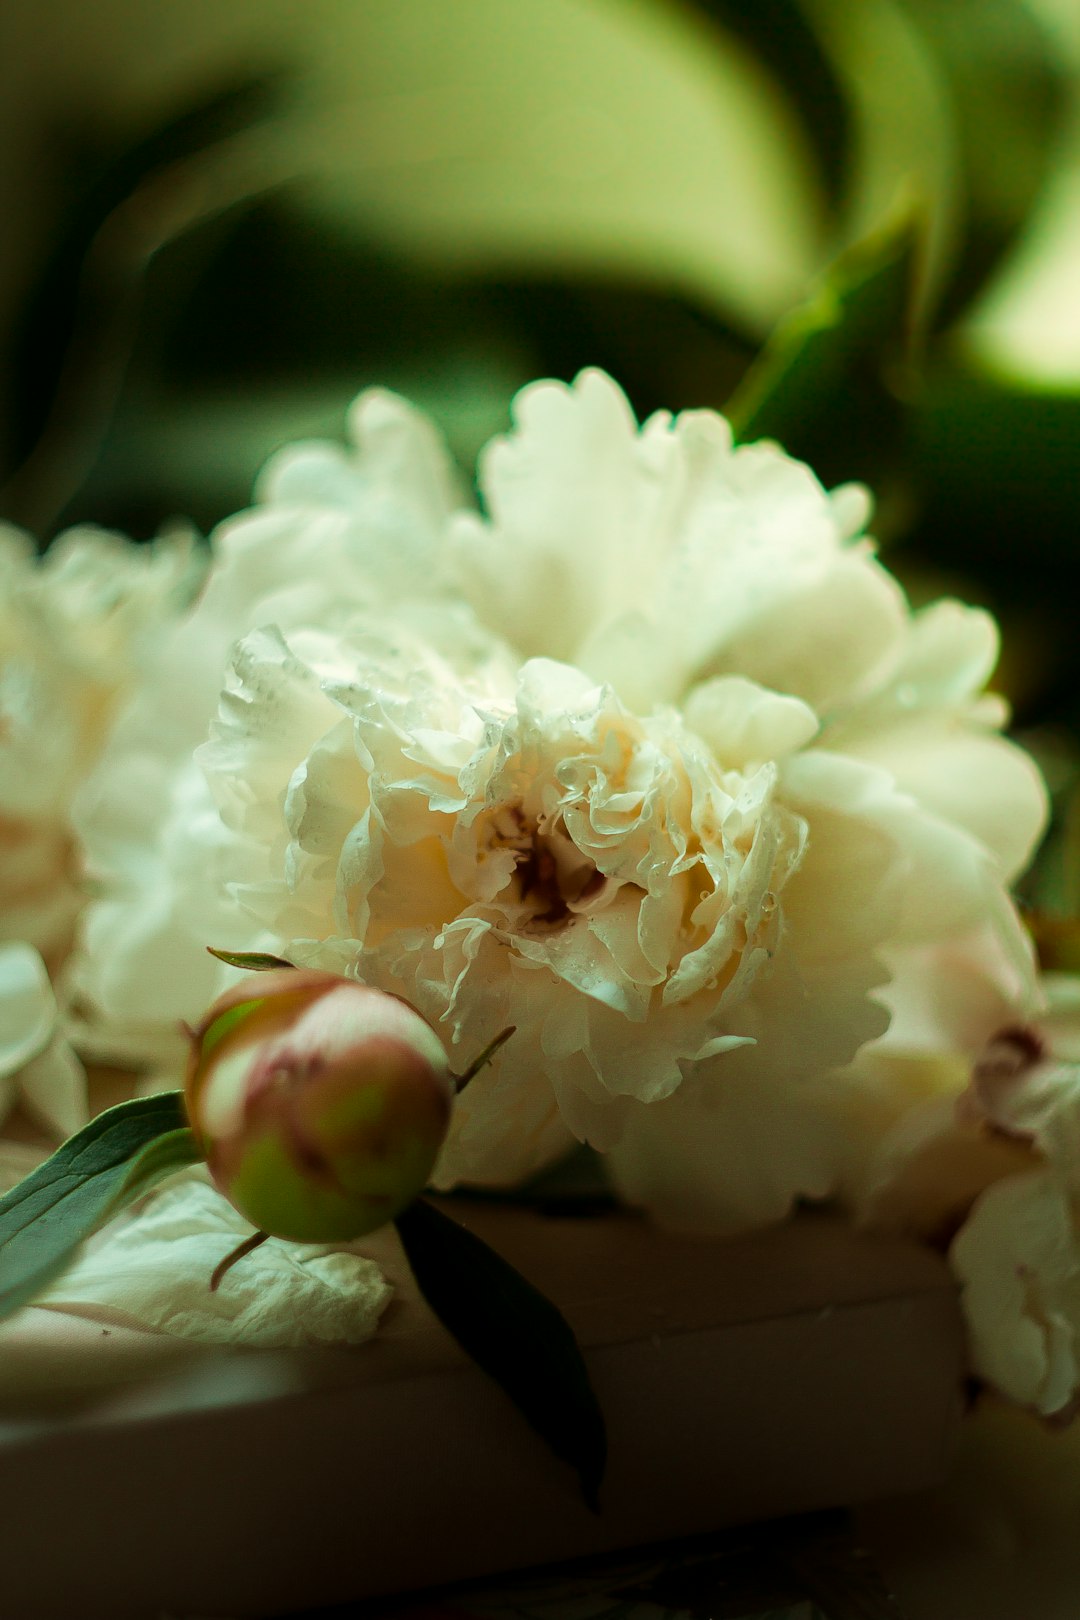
[452,1026,516,1093]
[210,1229,270,1292]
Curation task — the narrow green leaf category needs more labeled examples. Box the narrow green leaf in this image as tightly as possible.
[206,946,294,972]
[395,1198,607,1511]
[0,1093,200,1320]
[727,211,919,446]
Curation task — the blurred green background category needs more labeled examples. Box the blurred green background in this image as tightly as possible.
[1,0,1079,914]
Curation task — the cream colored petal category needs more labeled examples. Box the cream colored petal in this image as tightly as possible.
[682,675,819,767]
[782,749,1033,949]
[608,1065,843,1235]
[258,386,462,535]
[859,1091,1035,1240]
[829,481,873,539]
[200,625,346,848]
[778,753,907,961]
[575,416,903,713]
[723,939,892,1092]
[707,550,907,714]
[886,600,1001,707]
[452,369,655,664]
[831,719,1048,883]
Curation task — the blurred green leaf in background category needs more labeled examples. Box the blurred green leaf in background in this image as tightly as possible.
[2,0,1080,910]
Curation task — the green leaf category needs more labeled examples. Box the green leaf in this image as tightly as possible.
[206,947,293,972]
[689,0,850,205]
[395,1198,607,1511]
[0,1093,200,1320]
[726,210,919,447]
[901,0,1067,300]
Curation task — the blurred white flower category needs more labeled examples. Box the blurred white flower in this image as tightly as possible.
[73,370,1047,1215]
[0,940,85,1137]
[0,523,196,969]
[846,972,1080,1416]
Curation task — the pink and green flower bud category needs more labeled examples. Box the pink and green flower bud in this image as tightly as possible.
[184,970,453,1242]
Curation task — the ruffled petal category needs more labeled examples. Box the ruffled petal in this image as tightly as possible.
[259,387,462,537]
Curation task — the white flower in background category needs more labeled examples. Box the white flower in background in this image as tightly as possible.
[0,940,85,1137]
[933,976,1080,1417]
[0,523,196,970]
[73,370,1047,1215]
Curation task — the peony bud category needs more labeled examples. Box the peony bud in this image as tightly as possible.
[184,970,454,1242]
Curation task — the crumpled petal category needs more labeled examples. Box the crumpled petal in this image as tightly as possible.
[37,1172,392,1348]
[957,1032,1080,1199]
[259,385,464,549]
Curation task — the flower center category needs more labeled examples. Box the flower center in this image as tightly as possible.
[478,800,608,927]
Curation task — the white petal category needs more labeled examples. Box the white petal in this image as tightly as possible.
[608,1065,843,1234]
[0,942,56,1077]
[875,922,1039,1056]
[683,675,819,766]
[200,625,346,846]
[707,550,907,715]
[891,600,1001,706]
[453,369,653,665]
[38,1172,392,1347]
[783,749,1034,948]
[258,387,461,534]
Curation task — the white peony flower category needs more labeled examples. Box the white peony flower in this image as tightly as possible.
[0,523,196,970]
[73,370,1047,1218]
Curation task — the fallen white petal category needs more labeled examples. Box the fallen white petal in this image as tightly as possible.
[37,1172,392,1348]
